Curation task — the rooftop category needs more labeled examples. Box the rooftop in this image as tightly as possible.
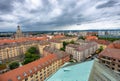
[0,54,57,81]
[99,48,120,59]
[45,60,94,81]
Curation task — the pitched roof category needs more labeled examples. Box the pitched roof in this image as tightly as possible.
[45,60,94,81]
[99,48,120,60]
[43,46,69,59]
[86,36,98,40]
[0,54,57,81]
[108,40,120,49]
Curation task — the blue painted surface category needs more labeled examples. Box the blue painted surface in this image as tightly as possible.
[45,60,94,81]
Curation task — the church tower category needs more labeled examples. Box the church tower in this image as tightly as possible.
[15,25,23,39]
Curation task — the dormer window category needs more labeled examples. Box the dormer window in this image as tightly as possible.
[29,70,32,73]
[23,72,27,76]
[17,75,21,80]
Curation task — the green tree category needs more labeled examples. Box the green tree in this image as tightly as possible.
[0,64,7,70]
[99,46,103,51]
[60,47,65,51]
[78,36,85,40]
[9,62,19,70]
[63,41,69,48]
[23,58,34,64]
[32,54,40,60]
[28,47,37,54]
[70,40,75,44]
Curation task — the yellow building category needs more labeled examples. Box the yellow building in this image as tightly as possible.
[50,40,63,49]
[38,41,50,56]
[0,41,38,63]
[0,52,68,81]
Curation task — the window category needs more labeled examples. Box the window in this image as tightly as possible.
[118,65,120,68]
[106,62,110,64]
[40,73,42,76]
[25,78,28,81]
[112,68,114,70]
[118,69,120,72]
[30,75,33,78]
[113,59,116,61]
[35,72,38,75]
[102,60,105,63]
[119,60,120,62]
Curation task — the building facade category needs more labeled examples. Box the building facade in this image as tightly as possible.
[99,40,120,74]
[43,46,70,64]
[89,59,120,81]
[66,41,98,62]
[0,51,70,81]
[0,41,39,63]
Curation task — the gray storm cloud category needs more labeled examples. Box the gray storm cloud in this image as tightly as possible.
[0,0,120,31]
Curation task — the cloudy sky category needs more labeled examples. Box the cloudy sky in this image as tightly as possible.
[0,0,120,31]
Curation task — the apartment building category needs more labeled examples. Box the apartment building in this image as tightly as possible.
[49,40,63,49]
[0,40,48,63]
[0,36,76,63]
[43,46,70,64]
[99,48,120,74]
[98,30,120,37]
[89,59,120,81]
[0,52,69,81]
[38,41,50,56]
[60,37,78,42]
[66,41,98,62]
[99,40,120,74]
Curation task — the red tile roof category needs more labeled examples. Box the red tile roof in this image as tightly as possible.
[52,35,64,39]
[99,48,120,60]
[90,39,110,45]
[86,36,98,40]
[0,54,57,81]
[0,36,48,45]
[108,41,120,49]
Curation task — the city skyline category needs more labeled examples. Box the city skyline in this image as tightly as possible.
[0,0,120,31]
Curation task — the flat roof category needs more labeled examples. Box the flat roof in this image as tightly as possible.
[45,60,94,81]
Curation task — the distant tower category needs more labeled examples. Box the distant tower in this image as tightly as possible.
[15,25,23,39]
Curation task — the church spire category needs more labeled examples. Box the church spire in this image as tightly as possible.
[15,25,23,39]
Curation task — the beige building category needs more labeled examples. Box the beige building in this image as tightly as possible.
[49,37,78,50]
[0,54,66,81]
[43,46,70,64]
[0,41,40,63]
[38,41,50,56]
[66,41,98,62]
[49,40,63,49]
[99,48,120,74]
[60,37,78,42]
